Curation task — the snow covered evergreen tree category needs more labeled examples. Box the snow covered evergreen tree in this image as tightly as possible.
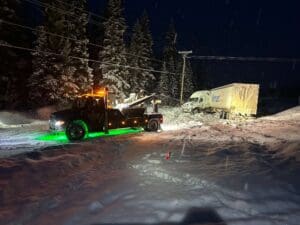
[135,11,155,93]
[183,60,194,99]
[128,13,155,93]
[96,0,129,98]
[159,62,170,99]
[0,0,19,23]
[159,21,180,103]
[128,19,143,92]
[29,2,79,106]
[28,26,49,105]
[66,0,93,94]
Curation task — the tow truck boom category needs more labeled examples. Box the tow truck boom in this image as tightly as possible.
[127,94,156,108]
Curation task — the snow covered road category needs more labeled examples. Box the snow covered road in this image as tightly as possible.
[1,108,300,225]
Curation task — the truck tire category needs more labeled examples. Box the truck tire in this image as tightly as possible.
[192,108,200,114]
[145,119,159,132]
[66,121,87,141]
[220,111,229,119]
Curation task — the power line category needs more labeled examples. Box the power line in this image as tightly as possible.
[22,0,169,65]
[0,43,175,75]
[189,55,300,63]
[0,18,168,65]
[0,19,101,48]
[22,0,171,66]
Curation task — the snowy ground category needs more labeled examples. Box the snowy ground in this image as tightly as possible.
[0,107,300,225]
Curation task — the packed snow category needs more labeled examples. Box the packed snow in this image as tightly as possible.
[0,111,45,128]
[0,106,300,225]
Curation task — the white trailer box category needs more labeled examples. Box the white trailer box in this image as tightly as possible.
[182,83,260,116]
[210,83,259,115]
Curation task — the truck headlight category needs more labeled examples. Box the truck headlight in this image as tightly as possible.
[55,120,65,127]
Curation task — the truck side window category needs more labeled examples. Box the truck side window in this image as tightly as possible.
[199,98,203,103]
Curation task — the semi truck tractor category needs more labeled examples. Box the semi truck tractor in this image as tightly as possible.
[182,83,259,118]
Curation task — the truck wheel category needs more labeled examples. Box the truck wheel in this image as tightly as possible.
[220,111,229,119]
[66,121,87,141]
[146,119,159,132]
[192,108,200,114]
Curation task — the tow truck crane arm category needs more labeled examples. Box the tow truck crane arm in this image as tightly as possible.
[127,93,156,108]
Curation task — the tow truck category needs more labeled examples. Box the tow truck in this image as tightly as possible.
[49,88,163,141]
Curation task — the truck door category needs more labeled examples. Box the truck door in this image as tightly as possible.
[85,98,105,131]
[198,97,203,105]
[195,97,204,110]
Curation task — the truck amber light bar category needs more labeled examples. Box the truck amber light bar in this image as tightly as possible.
[79,87,109,98]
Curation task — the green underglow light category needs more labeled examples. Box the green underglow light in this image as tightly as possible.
[36,128,143,143]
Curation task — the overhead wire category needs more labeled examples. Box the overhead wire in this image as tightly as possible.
[21,0,169,65]
[0,19,102,49]
[0,18,170,66]
[0,43,176,75]
[189,55,300,63]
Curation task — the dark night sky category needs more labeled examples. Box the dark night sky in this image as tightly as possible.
[90,0,300,57]
[89,0,300,91]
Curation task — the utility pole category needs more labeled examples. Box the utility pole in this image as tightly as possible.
[179,50,192,105]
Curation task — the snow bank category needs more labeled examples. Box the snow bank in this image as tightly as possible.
[0,111,48,129]
[0,111,34,125]
[158,107,219,131]
[262,106,300,121]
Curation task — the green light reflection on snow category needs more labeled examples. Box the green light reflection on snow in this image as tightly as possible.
[36,128,143,143]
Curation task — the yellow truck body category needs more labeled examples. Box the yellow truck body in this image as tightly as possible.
[182,83,260,116]
[210,83,259,115]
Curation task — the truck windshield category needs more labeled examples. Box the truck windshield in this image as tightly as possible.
[189,98,198,102]
[72,98,87,109]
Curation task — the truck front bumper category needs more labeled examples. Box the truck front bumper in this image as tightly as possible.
[49,119,66,131]
[181,107,192,113]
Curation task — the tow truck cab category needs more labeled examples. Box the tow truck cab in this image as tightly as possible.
[49,90,163,141]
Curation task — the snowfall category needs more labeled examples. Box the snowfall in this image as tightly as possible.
[0,106,300,225]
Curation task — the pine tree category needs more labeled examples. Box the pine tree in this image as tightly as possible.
[159,21,180,102]
[128,13,155,93]
[138,11,155,92]
[90,6,106,86]
[183,60,194,99]
[159,62,170,102]
[28,26,49,105]
[66,0,93,94]
[97,0,129,98]
[128,19,142,92]
[29,1,79,106]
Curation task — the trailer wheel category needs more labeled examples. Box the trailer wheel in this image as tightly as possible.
[220,111,229,119]
[145,119,159,132]
[66,120,87,141]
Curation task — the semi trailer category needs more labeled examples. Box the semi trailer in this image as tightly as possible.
[182,83,259,118]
